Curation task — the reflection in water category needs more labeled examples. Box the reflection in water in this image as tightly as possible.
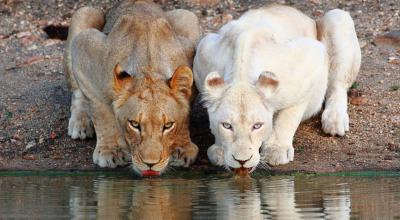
[0,174,399,219]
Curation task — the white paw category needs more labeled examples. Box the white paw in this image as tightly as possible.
[93,146,130,168]
[68,112,94,140]
[321,106,349,136]
[170,143,199,167]
[265,145,294,166]
[207,144,225,166]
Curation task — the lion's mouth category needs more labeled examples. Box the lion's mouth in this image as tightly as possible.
[141,170,161,177]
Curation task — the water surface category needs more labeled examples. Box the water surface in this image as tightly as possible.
[0,171,399,219]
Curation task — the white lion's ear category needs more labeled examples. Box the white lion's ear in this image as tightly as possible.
[256,71,279,99]
[203,72,226,104]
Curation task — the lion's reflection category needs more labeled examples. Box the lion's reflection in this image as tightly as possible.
[67,176,400,219]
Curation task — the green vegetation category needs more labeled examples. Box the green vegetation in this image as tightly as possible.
[295,146,305,153]
[351,82,360,89]
[390,85,399,91]
[5,109,13,119]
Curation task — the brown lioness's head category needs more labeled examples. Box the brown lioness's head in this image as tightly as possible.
[112,64,194,176]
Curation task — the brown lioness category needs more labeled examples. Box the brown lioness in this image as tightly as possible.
[64,0,200,176]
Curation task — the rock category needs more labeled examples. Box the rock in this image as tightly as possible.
[50,131,57,139]
[11,133,22,140]
[374,30,400,48]
[184,0,219,6]
[43,39,61,47]
[10,139,18,143]
[312,10,323,17]
[23,56,44,65]
[0,34,9,40]
[308,0,320,4]
[20,35,39,46]
[16,31,31,39]
[53,155,62,160]
[213,13,233,26]
[25,140,36,150]
[37,19,48,27]
[359,40,367,49]
[388,142,399,151]
[388,56,400,65]
[23,154,37,160]
[27,44,38,50]
[383,155,393,160]
[349,89,362,98]
[221,13,233,24]
[350,96,366,106]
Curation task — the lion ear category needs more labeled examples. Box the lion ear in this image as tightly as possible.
[203,72,226,103]
[113,63,134,93]
[169,66,193,100]
[256,71,279,99]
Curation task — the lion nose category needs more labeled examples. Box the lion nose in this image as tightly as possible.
[232,155,253,167]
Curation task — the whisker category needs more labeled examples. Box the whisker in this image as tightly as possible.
[167,165,176,172]
[257,162,271,170]
[162,165,176,175]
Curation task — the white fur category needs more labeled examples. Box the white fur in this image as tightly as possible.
[194,5,361,167]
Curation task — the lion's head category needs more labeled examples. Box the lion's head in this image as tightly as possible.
[112,64,194,176]
[203,71,279,175]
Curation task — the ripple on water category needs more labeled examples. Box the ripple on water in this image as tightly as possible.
[0,172,399,219]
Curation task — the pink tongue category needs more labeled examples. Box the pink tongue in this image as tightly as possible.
[142,170,160,177]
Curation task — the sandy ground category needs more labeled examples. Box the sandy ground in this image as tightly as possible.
[0,0,399,173]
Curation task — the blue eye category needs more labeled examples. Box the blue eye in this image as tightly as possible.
[253,122,263,130]
[222,122,233,130]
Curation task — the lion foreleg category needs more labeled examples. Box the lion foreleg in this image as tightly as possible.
[317,9,361,136]
[65,7,104,140]
[170,124,199,167]
[263,102,308,166]
[68,90,94,139]
[206,144,225,167]
[90,101,130,168]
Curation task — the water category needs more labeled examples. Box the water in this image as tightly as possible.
[0,171,399,219]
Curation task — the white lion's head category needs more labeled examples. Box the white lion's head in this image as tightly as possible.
[203,71,279,174]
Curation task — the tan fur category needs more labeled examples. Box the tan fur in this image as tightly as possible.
[64,0,200,173]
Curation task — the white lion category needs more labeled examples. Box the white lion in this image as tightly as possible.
[193,5,361,171]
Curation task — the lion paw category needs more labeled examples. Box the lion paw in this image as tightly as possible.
[68,111,94,140]
[93,146,130,168]
[207,144,225,166]
[170,143,199,167]
[321,106,349,136]
[265,145,294,166]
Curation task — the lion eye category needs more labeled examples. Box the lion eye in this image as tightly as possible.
[163,122,174,131]
[128,120,141,131]
[222,122,233,130]
[252,122,263,130]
